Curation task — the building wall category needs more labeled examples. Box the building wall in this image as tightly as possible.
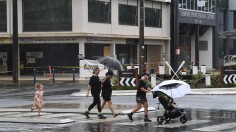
[191,27,213,69]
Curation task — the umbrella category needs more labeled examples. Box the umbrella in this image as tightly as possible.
[97,57,124,71]
[152,80,191,98]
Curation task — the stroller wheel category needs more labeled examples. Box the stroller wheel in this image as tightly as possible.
[180,116,187,124]
[164,117,171,122]
[157,116,164,124]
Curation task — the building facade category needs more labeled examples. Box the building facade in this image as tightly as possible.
[0,0,171,75]
[216,0,236,68]
[171,0,217,72]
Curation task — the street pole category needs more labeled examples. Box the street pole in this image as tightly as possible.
[13,0,19,83]
[170,0,179,72]
[139,0,144,74]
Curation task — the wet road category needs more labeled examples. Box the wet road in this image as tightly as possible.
[1,81,236,131]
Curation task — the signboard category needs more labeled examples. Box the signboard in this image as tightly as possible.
[86,37,113,43]
[26,52,43,58]
[119,69,136,78]
[79,59,108,78]
[224,66,236,75]
[19,37,79,44]
[222,65,236,84]
[126,38,139,45]
[0,38,11,44]
[0,52,7,73]
[178,9,216,25]
[119,69,138,87]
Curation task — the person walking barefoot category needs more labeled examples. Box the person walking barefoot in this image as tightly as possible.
[101,71,120,117]
[31,83,44,116]
[84,67,107,119]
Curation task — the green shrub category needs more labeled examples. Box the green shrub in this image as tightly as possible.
[189,73,205,88]
[113,86,136,90]
[209,73,223,88]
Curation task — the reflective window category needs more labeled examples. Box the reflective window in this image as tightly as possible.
[119,4,138,26]
[0,0,7,32]
[145,7,162,28]
[88,0,111,23]
[179,0,216,13]
[23,0,72,32]
[116,44,137,64]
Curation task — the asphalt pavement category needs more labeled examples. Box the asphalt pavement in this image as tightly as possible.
[1,74,236,125]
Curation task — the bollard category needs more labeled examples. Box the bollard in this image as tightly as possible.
[205,73,211,86]
[201,65,206,75]
[192,65,198,75]
[52,69,55,83]
[151,74,156,88]
[33,69,36,83]
[73,69,75,83]
[158,65,165,75]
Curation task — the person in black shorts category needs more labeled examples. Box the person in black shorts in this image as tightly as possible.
[101,71,120,117]
[127,73,152,122]
[84,67,107,119]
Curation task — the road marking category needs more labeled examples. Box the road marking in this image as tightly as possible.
[153,120,210,128]
[0,112,21,116]
[193,122,236,131]
[79,116,127,123]
[116,118,157,126]
[122,107,156,114]
[44,113,77,118]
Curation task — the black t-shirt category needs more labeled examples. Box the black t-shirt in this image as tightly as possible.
[89,75,101,94]
[136,80,148,98]
[102,78,112,97]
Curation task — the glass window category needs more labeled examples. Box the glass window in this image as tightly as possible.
[0,0,7,32]
[85,43,104,60]
[119,4,138,26]
[88,0,111,23]
[116,44,137,64]
[22,0,72,32]
[145,7,162,28]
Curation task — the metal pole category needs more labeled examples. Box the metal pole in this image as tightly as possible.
[12,0,19,83]
[195,25,199,67]
[139,0,145,74]
[73,69,75,83]
[33,69,36,83]
[52,69,55,83]
[170,0,179,72]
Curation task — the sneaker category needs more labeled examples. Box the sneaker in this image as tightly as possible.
[98,114,107,119]
[144,118,152,122]
[30,107,34,112]
[127,113,133,121]
[84,111,90,119]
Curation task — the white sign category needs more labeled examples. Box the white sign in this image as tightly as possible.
[27,58,36,64]
[26,52,43,58]
[0,52,7,73]
[0,52,7,65]
[80,59,108,78]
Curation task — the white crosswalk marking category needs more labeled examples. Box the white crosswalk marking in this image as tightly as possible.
[193,122,236,131]
[153,120,210,128]
[44,113,77,118]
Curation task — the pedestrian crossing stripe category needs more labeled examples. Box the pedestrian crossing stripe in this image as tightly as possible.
[153,120,210,128]
[193,122,236,131]
[116,119,210,127]
[45,113,77,118]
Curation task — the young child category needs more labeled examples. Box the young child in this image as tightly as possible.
[31,83,44,116]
